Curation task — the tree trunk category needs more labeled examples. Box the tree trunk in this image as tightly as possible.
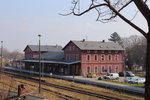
[145,34,150,100]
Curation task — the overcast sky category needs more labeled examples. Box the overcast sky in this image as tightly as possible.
[0,0,147,52]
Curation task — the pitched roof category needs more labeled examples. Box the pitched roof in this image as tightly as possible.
[39,51,64,60]
[24,45,62,52]
[71,40,124,51]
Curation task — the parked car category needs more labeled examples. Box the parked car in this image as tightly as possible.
[119,71,135,77]
[124,77,135,83]
[126,71,135,77]
[128,77,145,84]
[102,73,119,80]
[86,73,97,78]
[118,72,124,77]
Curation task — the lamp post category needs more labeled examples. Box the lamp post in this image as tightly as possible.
[1,41,3,71]
[38,34,41,93]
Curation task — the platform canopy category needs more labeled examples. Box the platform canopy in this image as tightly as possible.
[17,59,80,65]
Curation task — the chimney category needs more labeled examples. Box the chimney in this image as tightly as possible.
[102,40,105,43]
[82,39,85,42]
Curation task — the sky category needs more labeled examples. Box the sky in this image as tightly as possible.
[0,0,148,52]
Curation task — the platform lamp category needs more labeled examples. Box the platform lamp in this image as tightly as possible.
[38,34,41,93]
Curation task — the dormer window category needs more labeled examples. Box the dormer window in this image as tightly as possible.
[94,50,97,53]
[115,50,118,53]
[87,50,90,53]
[101,50,104,53]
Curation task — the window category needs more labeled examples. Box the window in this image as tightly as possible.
[108,54,112,61]
[94,54,98,61]
[101,54,105,61]
[72,46,75,51]
[101,66,105,73]
[108,66,112,73]
[114,54,119,61]
[87,50,90,53]
[86,54,91,61]
[94,66,98,74]
[115,65,119,73]
[86,66,90,73]
[69,46,72,51]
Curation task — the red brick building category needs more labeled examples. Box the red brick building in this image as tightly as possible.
[63,40,124,75]
[20,40,124,76]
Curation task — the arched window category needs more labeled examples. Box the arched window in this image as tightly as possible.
[86,54,91,61]
[108,66,112,73]
[94,66,98,74]
[108,54,112,61]
[114,54,119,61]
[115,65,119,73]
[101,65,105,73]
[86,66,90,73]
[94,54,98,61]
[101,54,105,61]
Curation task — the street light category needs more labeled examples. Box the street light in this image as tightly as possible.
[0,41,3,80]
[38,34,41,93]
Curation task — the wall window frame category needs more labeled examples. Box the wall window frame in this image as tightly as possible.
[86,54,91,61]
[107,65,112,73]
[94,66,98,74]
[108,54,112,61]
[86,66,91,73]
[94,54,98,61]
[101,54,105,61]
[101,65,105,73]
[114,54,119,61]
[115,65,119,73]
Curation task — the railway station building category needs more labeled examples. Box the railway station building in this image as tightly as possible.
[19,40,124,76]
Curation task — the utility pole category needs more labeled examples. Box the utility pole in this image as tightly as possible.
[38,34,41,93]
[0,41,3,78]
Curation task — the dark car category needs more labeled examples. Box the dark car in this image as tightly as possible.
[126,71,135,77]
[119,71,135,77]
[119,72,124,77]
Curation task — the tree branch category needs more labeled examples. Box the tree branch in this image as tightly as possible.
[73,4,108,16]
[104,0,147,37]
[133,0,150,22]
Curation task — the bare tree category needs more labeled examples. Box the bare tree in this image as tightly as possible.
[65,0,150,99]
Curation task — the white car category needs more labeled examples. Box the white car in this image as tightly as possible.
[124,77,134,83]
[104,73,119,80]
[128,77,145,84]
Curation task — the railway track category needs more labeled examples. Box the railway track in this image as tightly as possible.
[1,71,78,100]
[3,69,123,100]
